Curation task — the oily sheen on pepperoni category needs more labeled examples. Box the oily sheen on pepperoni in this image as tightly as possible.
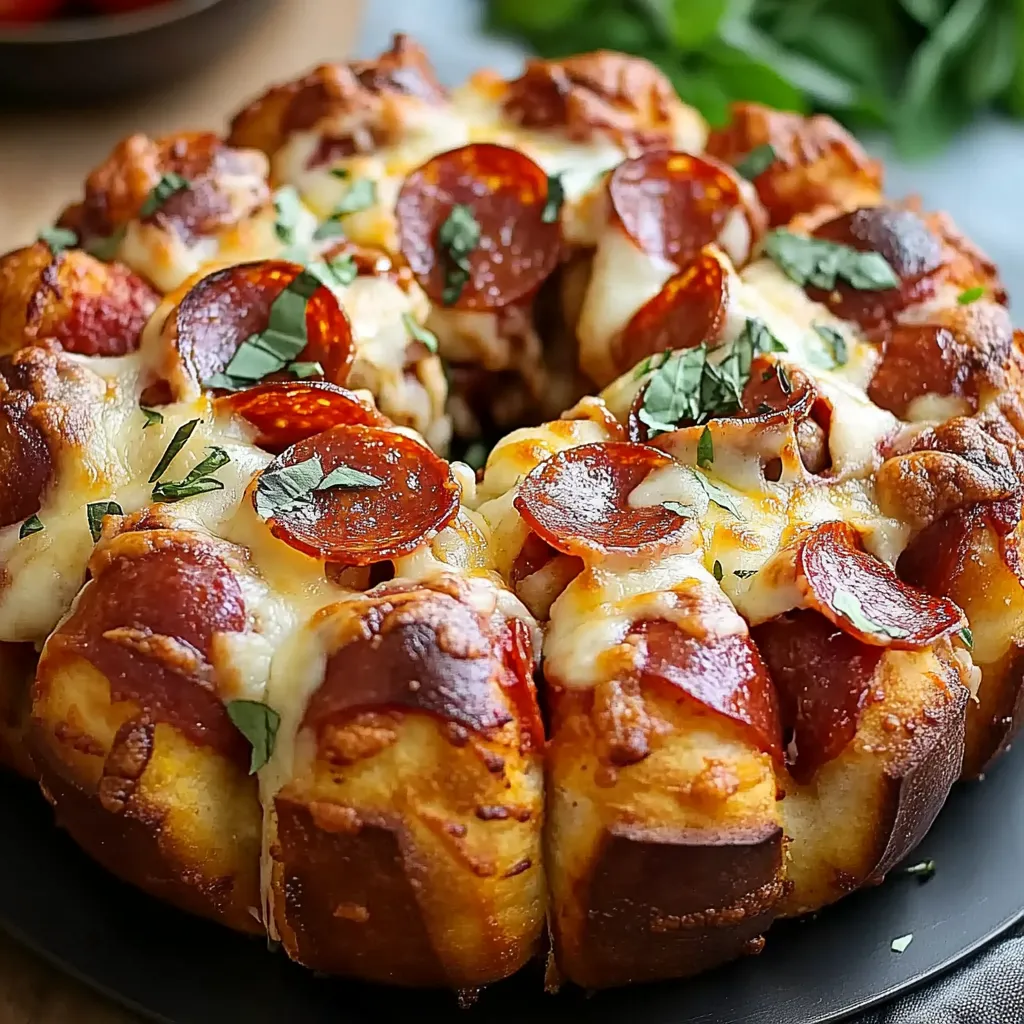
[608,151,758,266]
[513,441,696,560]
[303,583,543,749]
[172,260,354,390]
[797,521,963,648]
[258,424,459,564]
[634,619,782,759]
[395,143,561,311]
[218,380,389,454]
[46,539,249,762]
[752,610,883,783]
[614,251,729,377]
[808,207,944,328]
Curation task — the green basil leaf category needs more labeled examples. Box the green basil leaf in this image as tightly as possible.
[86,500,123,543]
[692,471,743,518]
[958,625,974,650]
[764,229,900,290]
[152,477,225,502]
[833,589,910,640]
[330,167,350,180]
[254,455,326,520]
[226,699,280,773]
[332,178,377,217]
[666,68,732,127]
[813,324,849,368]
[706,43,808,113]
[712,558,724,582]
[140,406,164,428]
[668,0,727,49]
[19,514,44,539]
[312,219,346,242]
[84,227,126,261]
[38,226,78,255]
[287,361,324,379]
[317,465,384,491]
[899,0,946,27]
[957,285,984,305]
[542,173,565,224]
[735,143,777,180]
[438,204,481,306]
[697,425,714,468]
[149,418,200,483]
[139,172,191,218]
[486,0,589,32]
[661,499,699,518]
[273,186,305,245]
[402,312,439,354]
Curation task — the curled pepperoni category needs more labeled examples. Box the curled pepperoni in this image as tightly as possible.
[798,521,963,648]
[257,424,460,565]
[635,619,782,759]
[752,610,883,782]
[808,207,944,328]
[395,143,561,311]
[608,151,763,266]
[171,260,353,391]
[217,381,389,454]
[41,534,249,763]
[513,441,697,560]
[613,251,729,378]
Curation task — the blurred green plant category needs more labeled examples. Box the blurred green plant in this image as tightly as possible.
[485,0,1024,155]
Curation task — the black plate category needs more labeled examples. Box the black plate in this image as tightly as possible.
[0,0,272,102]
[2,742,1022,1024]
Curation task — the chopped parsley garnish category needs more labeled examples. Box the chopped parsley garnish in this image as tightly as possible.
[19,514,44,539]
[226,699,280,773]
[331,177,377,217]
[254,454,382,520]
[733,568,758,579]
[833,590,910,641]
[86,500,123,542]
[541,173,565,224]
[140,406,164,429]
[139,173,191,219]
[712,559,724,582]
[637,318,785,437]
[957,286,984,305]
[288,361,324,379]
[149,419,199,484]
[152,447,230,503]
[697,425,714,469]
[84,227,126,261]
[890,934,913,954]
[312,219,346,242]
[764,229,900,291]
[273,186,305,246]
[958,625,974,650]
[902,859,936,882]
[38,226,78,256]
[813,324,849,368]
[438,204,481,306]
[402,312,439,353]
[735,143,777,180]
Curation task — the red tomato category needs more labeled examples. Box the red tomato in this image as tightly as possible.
[0,0,64,23]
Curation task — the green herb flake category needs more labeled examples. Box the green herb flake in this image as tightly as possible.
[833,590,910,641]
[331,177,377,217]
[712,559,724,582]
[735,143,777,180]
[140,406,164,429]
[902,859,936,882]
[312,219,346,242]
[462,442,490,471]
[139,173,191,219]
[813,324,849,368]
[958,625,974,650]
[438,204,481,306]
[890,933,913,954]
[19,514,44,539]
[86,500,123,543]
[733,568,758,579]
[152,447,230,504]
[542,173,565,224]
[319,464,384,490]
[287,361,324,380]
[85,227,127,261]
[226,699,280,773]
[697,425,714,468]
[254,455,382,520]
[957,286,984,305]
[764,229,900,291]
[662,500,697,518]
[38,226,78,256]
[402,312,439,353]
[149,418,200,483]
[693,472,743,519]
[273,186,305,245]
[330,167,350,180]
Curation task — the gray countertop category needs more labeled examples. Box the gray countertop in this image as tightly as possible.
[358,0,1024,308]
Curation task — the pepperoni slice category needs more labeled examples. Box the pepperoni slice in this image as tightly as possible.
[217,381,389,454]
[395,143,561,311]
[752,610,883,782]
[635,619,782,760]
[608,151,762,266]
[0,390,51,529]
[797,521,963,648]
[613,251,729,378]
[257,424,459,564]
[513,441,697,560]
[172,260,354,391]
[808,207,944,328]
[42,535,250,763]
